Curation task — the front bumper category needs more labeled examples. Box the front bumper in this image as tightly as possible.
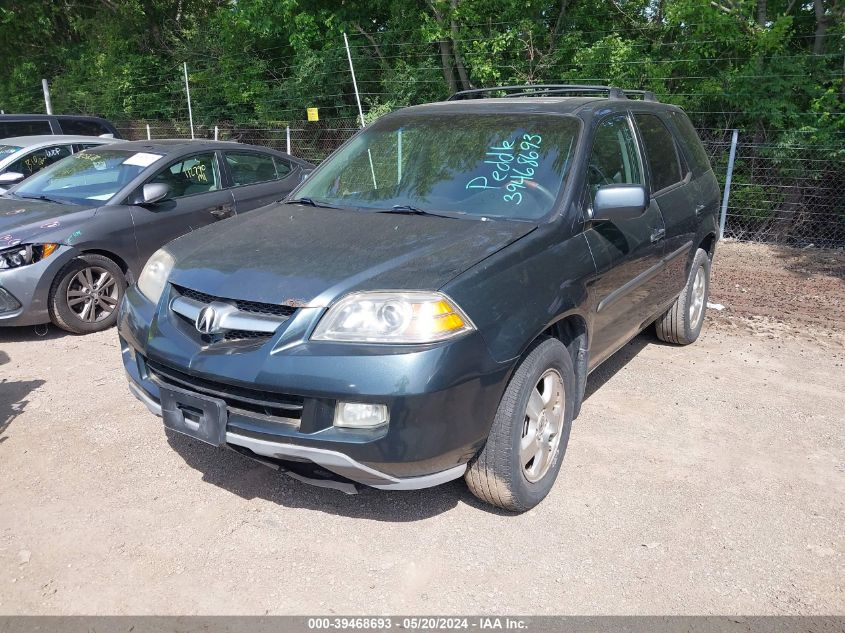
[119,284,513,488]
[0,245,77,326]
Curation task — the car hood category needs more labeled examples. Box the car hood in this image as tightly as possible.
[167,203,535,306]
[0,197,96,247]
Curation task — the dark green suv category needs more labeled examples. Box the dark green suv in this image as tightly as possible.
[119,85,720,511]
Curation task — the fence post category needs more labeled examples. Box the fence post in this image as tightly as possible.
[146,124,151,140]
[286,126,291,155]
[41,79,53,115]
[182,62,195,140]
[214,125,219,141]
[719,129,739,239]
[343,33,365,128]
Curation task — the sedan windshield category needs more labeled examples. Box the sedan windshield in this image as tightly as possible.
[294,113,580,220]
[8,149,163,205]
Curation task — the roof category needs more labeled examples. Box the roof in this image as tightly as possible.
[102,138,289,155]
[0,113,113,122]
[0,135,118,147]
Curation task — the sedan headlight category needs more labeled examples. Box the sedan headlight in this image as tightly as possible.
[0,243,58,270]
[137,248,175,304]
[311,291,475,343]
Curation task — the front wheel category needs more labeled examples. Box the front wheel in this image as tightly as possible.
[49,254,126,334]
[465,337,575,512]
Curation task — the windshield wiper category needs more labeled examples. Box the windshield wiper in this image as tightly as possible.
[286,197,338,209]
[17,194,70,205]
[377,205,456,219]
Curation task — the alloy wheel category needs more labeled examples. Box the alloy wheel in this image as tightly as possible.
[520,368,565,483]
[66,266,119,323]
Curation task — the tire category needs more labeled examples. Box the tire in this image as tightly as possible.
[465,336,575,512]
[49,254,126,334]
[655,247,711,345]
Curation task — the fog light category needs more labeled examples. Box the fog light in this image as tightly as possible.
[0,287,21,313]
[334,402,389,428]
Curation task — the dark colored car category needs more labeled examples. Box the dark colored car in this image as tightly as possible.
[0,114,121,140]
[0,140,313,333]
[119,85,720,511]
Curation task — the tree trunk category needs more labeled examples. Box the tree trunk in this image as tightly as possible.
[813,0,828,54]
[438,38,458,94]
[756,0,767,26]
[449,0,471,90]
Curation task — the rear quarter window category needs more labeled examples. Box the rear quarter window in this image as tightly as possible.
[670,111,712,176]
[59,119,111,136]
[0,120,52,137]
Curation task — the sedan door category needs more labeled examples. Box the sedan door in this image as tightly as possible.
[128,152,235,267]
[222,150,301,213]
[1,144,74,185]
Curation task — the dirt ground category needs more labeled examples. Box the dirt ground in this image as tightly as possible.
[0,241,843,615]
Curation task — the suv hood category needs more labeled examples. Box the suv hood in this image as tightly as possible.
[0,197,96,246]
[167,203,535,306]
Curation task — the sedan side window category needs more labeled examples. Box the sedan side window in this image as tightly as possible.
[149,153,221,198]
[8,145,73,178]
[224,152,283,187]
[587,115,643,203]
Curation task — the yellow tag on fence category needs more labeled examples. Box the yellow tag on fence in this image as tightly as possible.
[307,107,319,122]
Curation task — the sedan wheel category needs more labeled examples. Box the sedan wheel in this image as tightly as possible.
[66,266,120,323]
[49,254,126,334]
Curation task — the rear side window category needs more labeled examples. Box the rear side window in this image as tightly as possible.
[634,113,683,193]
[224,152,282,186]
[59,119,111,136]
[0,120,52,137]
[8,145,72,178]
[670,111,712,176]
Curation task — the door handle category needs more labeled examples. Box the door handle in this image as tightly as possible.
[650,228,666,243]
[694,204,706,217]
[210,205,234,219]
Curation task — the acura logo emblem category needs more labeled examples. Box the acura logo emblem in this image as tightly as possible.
[195,306,218,334]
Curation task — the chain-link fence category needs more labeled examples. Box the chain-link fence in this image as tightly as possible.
[116,118,845,249]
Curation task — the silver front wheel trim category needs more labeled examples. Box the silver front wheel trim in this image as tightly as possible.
[67,266,119,323]
[520,368,565,483]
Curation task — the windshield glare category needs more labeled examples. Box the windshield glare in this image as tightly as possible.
[295,114,580,220]
[0,145,22,160]
[9,149,163,205]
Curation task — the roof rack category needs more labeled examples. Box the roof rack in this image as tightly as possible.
[447,84,659,102]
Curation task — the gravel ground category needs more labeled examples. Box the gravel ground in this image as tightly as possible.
[0,242,843,615]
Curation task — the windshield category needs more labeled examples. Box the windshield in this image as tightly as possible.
[8,149,164,205]
[0,145,22,160]
[294,113,580,220]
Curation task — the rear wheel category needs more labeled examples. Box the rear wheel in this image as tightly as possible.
[49,254,126,334]
[465,337,575,512]
[655,247,711,345]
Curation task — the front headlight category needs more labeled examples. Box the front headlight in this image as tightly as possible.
[137,248,175,304]
[0,243,59,270]
[311,291,475,343]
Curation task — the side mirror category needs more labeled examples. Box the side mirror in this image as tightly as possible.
[592,184,648,222]
[140,182,169,205]
[0,171,25,185]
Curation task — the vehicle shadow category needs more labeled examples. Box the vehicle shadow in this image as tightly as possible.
[166,430,512,521]
[0,324,71,343]
[583,329,669,401]
[0,377,45,443]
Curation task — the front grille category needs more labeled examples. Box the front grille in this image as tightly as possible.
[146,358,303,422]
[224,329,273,342]
[174,285,297,319]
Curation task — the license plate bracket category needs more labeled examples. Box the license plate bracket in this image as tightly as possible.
[159,385,228,447]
